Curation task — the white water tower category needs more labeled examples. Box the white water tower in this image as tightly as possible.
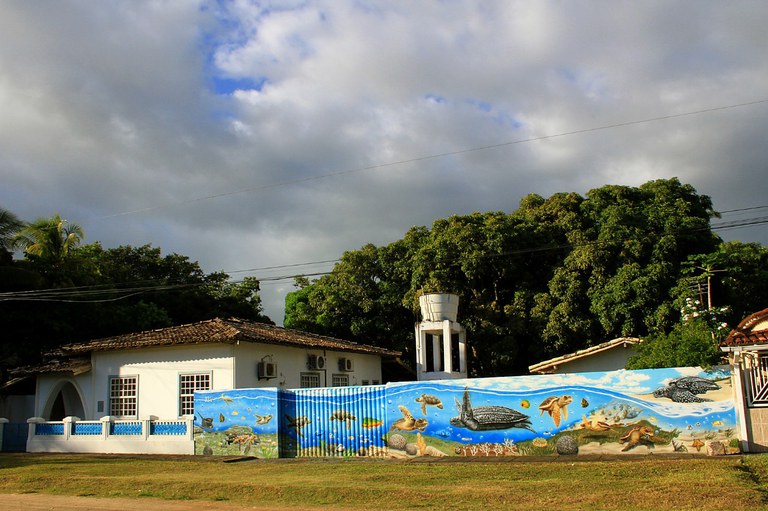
[414,292,467,380]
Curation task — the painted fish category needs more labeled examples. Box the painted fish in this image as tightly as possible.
[362,418,383,429]
[255,414,273,425]
[520,400,530,409]
[712,420,724,427]
[581,398,589,408]
[219,413,226,422]
[231,411,239,415]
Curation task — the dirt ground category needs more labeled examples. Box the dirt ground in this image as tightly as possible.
[1,493,330,511]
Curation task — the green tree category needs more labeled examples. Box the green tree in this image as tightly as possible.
[285,178,727,376]
[0,207,25,265]
[626,298,729,369]
[625,318,724,369]
[13,214,84,265]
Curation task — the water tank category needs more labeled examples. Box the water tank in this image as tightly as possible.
[418,293,459,322]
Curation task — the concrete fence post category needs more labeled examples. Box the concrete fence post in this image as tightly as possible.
[185,416,194,441]
[62,416,80,440]
[26,417,45,448]
[100,416,112,440]
[142,415,157,440]
[0,417,8,449]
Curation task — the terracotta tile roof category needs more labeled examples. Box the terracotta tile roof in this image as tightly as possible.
[528,337,641,374]
[58,317,402,358]
[11,357,91,377]
[721,308,768,348]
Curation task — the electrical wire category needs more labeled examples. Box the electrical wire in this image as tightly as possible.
[4,212,764,303]
[98,99,768,219]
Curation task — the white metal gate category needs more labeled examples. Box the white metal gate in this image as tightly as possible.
[744,353,768,407]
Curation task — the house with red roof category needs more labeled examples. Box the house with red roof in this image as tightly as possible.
[720,307,768,452]
[6,318,400,443]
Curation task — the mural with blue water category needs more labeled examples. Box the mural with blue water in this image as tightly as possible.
[193,366,739,457]
[193,388,280,457]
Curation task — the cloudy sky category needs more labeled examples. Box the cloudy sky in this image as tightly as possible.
[2,1,767,323]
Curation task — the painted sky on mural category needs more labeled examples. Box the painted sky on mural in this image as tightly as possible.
[2,1,767,322]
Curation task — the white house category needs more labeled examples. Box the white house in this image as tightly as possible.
[11,317,401,423]
[720,307,768,452]
[528,337,641,375]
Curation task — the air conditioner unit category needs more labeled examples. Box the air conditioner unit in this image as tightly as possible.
[339,357,354,372]
[308,354,326,370]
[257,361,277,379]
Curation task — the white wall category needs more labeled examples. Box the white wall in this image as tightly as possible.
[234,343,384,389]
[34,342,387,422]
[547,347,638,374]
[36,344,235,421]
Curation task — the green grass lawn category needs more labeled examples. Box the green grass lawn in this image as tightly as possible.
[1,453,767,510]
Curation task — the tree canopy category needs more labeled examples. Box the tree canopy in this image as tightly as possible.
[0,214,271,372]
[284,178,767,376]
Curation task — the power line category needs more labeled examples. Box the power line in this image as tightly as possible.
[99,98,768,219]
[3,213,765,302]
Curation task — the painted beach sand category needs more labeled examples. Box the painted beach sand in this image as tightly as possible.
[384,366,738,457]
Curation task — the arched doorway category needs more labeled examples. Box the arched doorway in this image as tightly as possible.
[44,381,86,420]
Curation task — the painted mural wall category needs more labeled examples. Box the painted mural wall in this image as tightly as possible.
[193,366,739,458]
[194,388,280,457]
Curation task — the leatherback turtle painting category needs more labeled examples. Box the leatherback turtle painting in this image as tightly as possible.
[652,376,721,403]
[194,366,739,458]
[450,388,534,432]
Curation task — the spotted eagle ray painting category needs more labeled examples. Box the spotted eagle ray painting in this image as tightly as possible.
[193,366,738,458]
[193,388,280,457]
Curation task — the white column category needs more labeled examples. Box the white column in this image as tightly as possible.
[442,320,453,373]
[415,324,424,380]
[432,333,442,372]
[731,352,751,452]
[459,329,467,373]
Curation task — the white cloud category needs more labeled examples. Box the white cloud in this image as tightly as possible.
[1,0,767,323]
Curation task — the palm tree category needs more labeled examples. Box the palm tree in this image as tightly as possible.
[0,207,25,264]
[12,214,84,265]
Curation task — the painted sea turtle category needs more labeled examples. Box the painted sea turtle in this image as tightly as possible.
[330,409,357,427]
[415,394,444,415]
[578,414,612,432]
[450,388,534,432]
[390,405,428,432]
[653,376,719,403]
[285,414,311,437]
[538,395,572,428]
[669,376,720,394]
[618,425,656,452]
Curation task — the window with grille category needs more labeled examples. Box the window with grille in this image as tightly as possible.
[179,373,211,416]
[300,372,321,388]
[109,376,138,418]
[331,374,349,387]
